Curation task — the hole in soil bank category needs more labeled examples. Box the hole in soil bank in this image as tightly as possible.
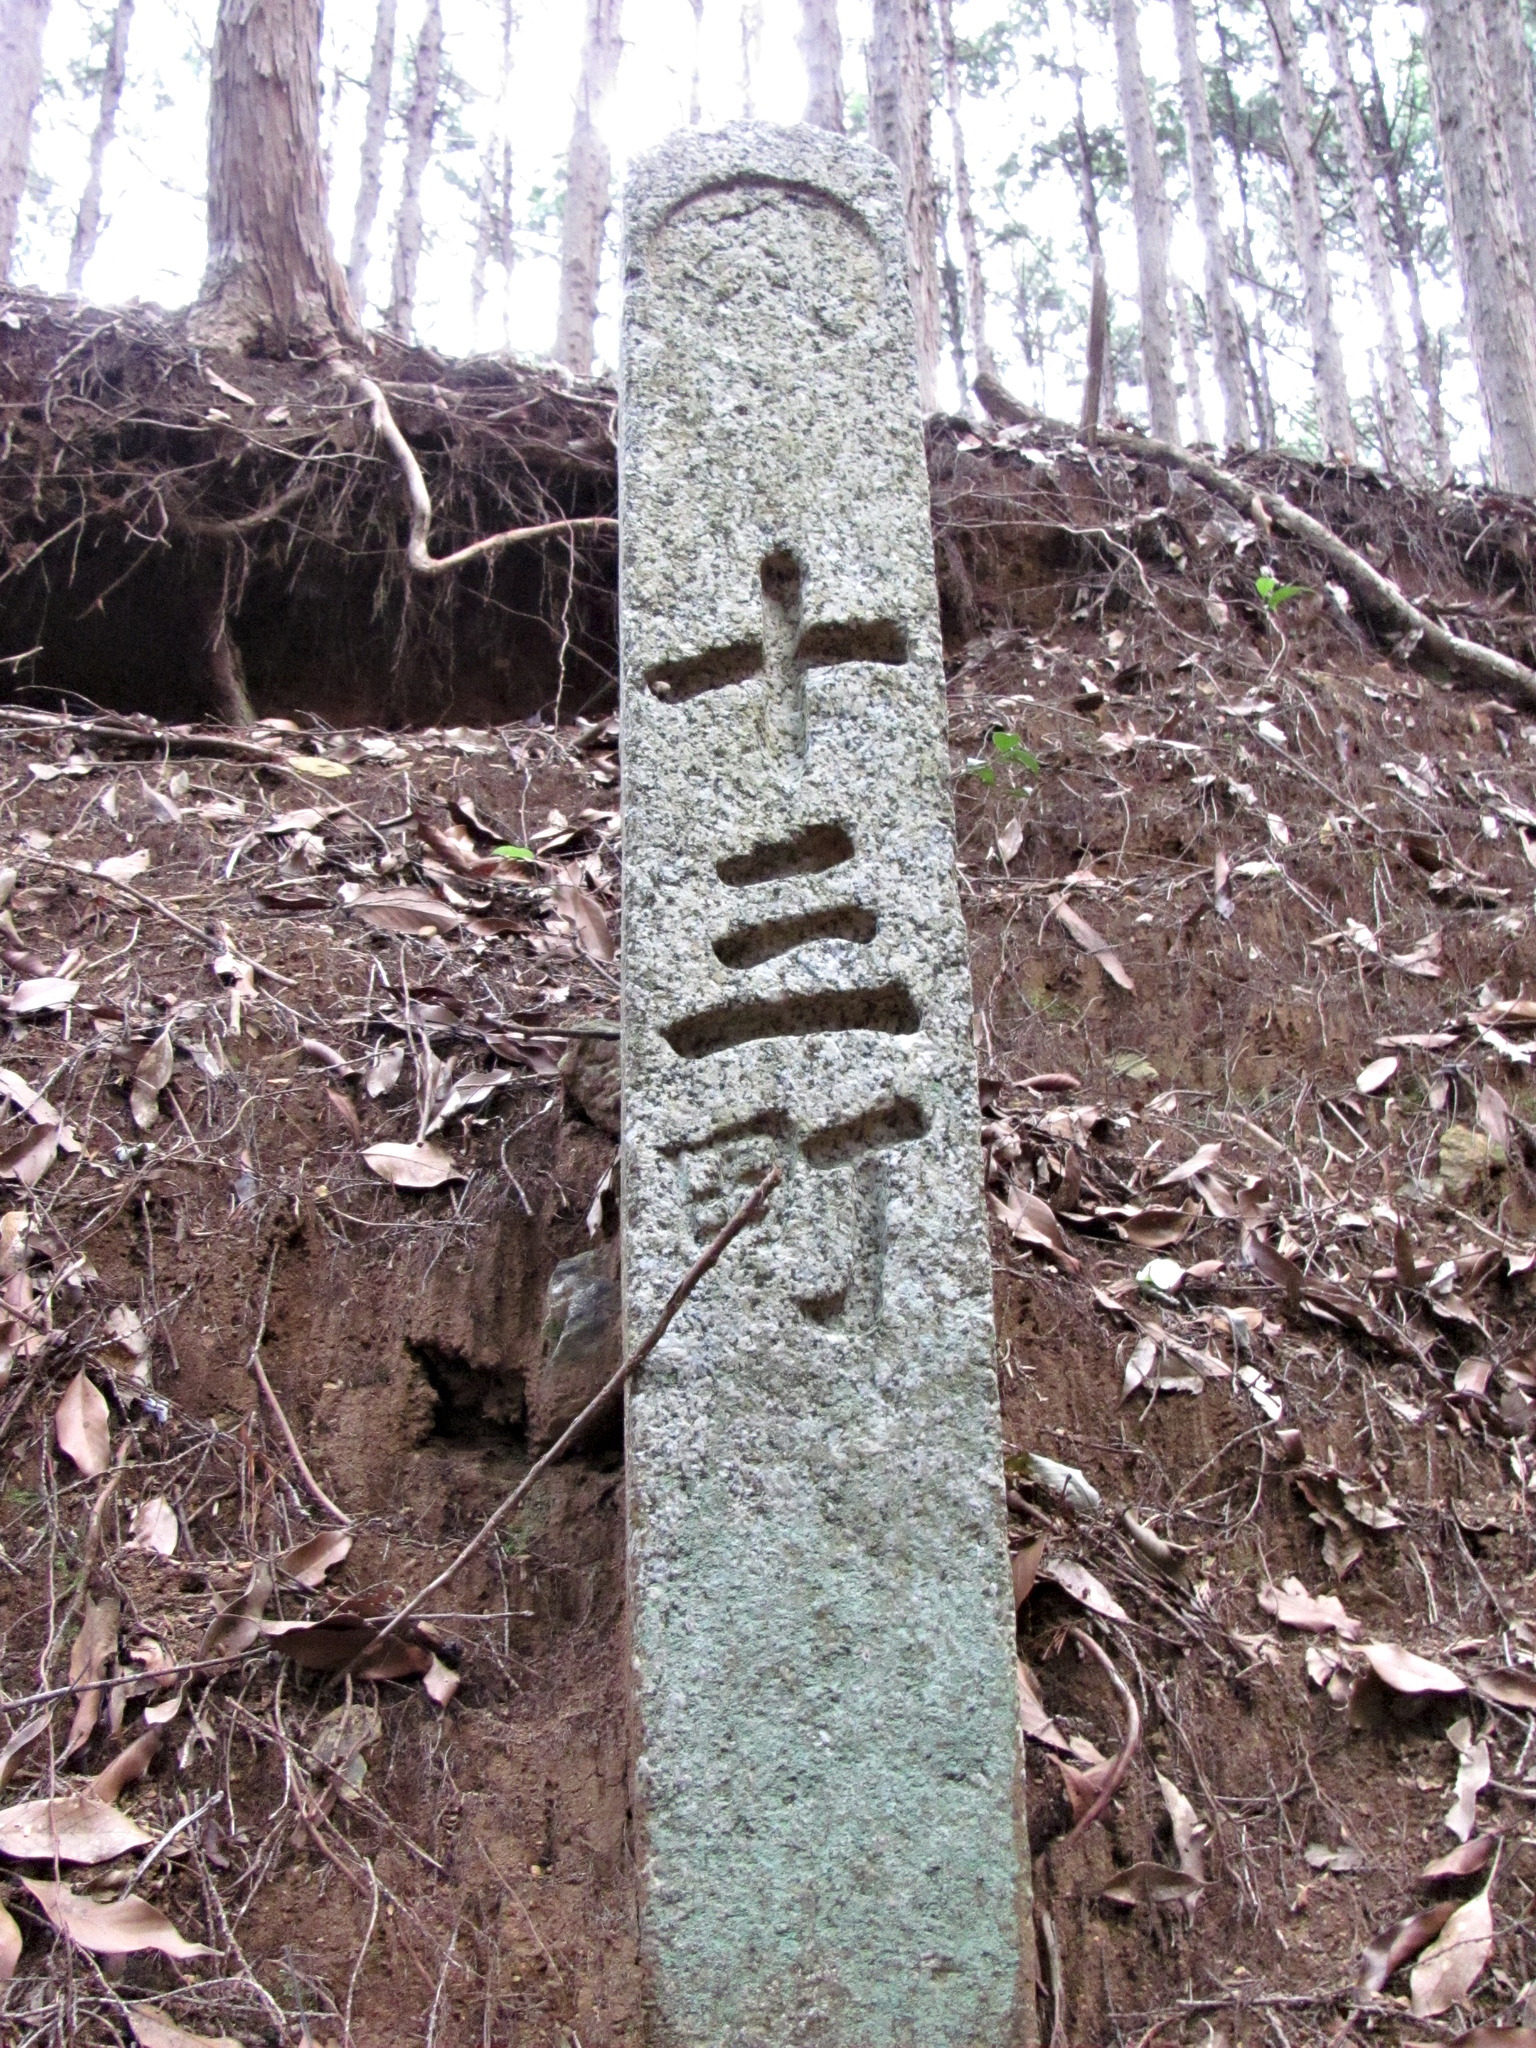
[410,1341,527,1444]
[1,530,618,729]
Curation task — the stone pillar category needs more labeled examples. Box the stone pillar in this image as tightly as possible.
[619,123,1033,2048]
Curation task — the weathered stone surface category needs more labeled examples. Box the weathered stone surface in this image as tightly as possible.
[532,1246,622,1447]
[619,123,1033,2048]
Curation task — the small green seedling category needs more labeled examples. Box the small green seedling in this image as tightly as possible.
[966,729,1041,785]
[493,844,537,862]
[1254,573,1308,613]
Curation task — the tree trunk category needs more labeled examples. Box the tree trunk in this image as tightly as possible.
[1107,0,1180,442]
[868,0,942,411]
[470,0,513,347]
[1211,6,1275,444]
[1421,0,1536,492]
[1081,254,1108,436]
[934,0,995,382]
[1261,0,1356,458]
[739,0,762,118]
[195,0,359,352]
[0,0,51,281]
[1480,0,1536,268]
[797,0,842,131]
[1171,274,1209,444]
[1169,0,1249,447]
[346,0,395,311]
[688,0,704,125]
[1362,31,1450,477]
[384,0,441,342]
[1319,0,1421,472]
[65,0,133,293]
[938,215,969,405]
[1065,0,1115,424]
[554,0,623,377]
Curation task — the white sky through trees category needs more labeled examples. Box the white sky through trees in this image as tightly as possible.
[9,0,1481,467]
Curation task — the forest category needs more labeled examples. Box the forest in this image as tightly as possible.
[0,0,1533,486]
[0,1,1532,2046]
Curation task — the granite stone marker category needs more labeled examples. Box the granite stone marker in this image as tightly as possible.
[619,123,1034,2048]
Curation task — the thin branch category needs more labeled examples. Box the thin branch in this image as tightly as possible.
[1093,426,1536,709]
[348,371,617,578]
[1060,1625,1143,1846]
[246,1248,352,1527]
[350,1162,784,1662]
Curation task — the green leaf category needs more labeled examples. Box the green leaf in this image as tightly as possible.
[992,731,1043,773]
[1255,576,1307,612]
[492,844,537,862]
[965,762,997,786]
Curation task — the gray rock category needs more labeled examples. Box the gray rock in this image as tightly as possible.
[560,1036,622,1136]
[619,123,1034,2047]
[531,1248,621,1448]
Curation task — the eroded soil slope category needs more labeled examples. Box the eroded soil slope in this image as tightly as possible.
[0,420,1530,2046]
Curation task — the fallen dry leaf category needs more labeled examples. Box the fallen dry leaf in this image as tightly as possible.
[1011,1537,1046,1611]
[990,1186,1081,1273]
[364,1042,406,1098]
[199,1560,273,1663]
[6,978,79,1016]
[0,1122,59,1189]
[348,887,461,937]
[281,1530,353,1588]
[1410,1882,1494,2017]
[126,1497,177,1559]
[1422,1836,1496,1882]
[1473,1667,1536,1710]
[1445,1722,1490,1843]
[0,1898,18,1981]
[1039,1558,1130,1623]
[1259,1577,1361,1638]
[129,1031,175,1133]
[95,849,151,883]
[129,2006,244,2048]
[1359,1900,1457,1993]
[1156,1770,1208,1897]
[283,752,350,779]
[0,1790,151,1865]
[1389,928,1444,977]
[1049,894,1134,991]
[56,1372,110,1478]
[21,1877,213,1959]
[1155,1141,1222,1187]
[361,1141,465,1190]
[1099,1860,1203,1908]
[62,1595,119,1762]
[0,1712,50,1791]
[1362,1642,1467,1695]
[550,881,616,964]
[1356,1054,1399,1095]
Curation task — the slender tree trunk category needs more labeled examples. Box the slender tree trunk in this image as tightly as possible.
[1480,0,1536,267]
[1171,274,1209,444]
[938,212,969,402]
[346,0,395,311]
[1081,254,1109,435]
[797,0,842,130]
[1212,7,1274,444]
[1319,0,1421,471]
[470,0,513,346]
[65,0,133,292]
[1107,0,1180,442]
[1361,31,1449,476]
[1421,0,1536,492]
[194,0,359,352]
[934,0,995,383]
[1066,0,1115,424]
[384,0,441,343]
[0,0,51,280]
[1169,0,1249,446]
[555,0,623,377]
[868,0,942,411]
[739,0,763,116]
[1261,0,1356,457]
[688,0,704,125]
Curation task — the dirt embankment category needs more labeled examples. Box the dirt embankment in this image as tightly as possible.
[0,298,1533,2046]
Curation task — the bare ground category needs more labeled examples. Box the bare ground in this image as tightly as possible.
[0,389,1531,2047]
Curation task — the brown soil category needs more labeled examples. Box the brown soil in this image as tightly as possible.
[0,355,1532,2046]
